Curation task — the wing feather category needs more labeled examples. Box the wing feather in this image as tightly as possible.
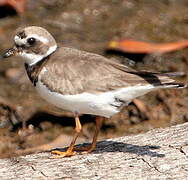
[40,47,178,95]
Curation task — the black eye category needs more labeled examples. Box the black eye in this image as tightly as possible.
[27,37,36,45]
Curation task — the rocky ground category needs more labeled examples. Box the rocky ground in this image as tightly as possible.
[0,0,187,158]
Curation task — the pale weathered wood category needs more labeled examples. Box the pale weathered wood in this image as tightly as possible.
[0,122,188,180]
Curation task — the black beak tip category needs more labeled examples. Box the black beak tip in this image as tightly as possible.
[0,48,15,59]
[1,53,8,58]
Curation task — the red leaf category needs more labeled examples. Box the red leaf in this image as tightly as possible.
[0,0,27,14]
[108,40,188,54]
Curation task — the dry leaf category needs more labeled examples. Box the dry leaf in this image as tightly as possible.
[0,0,27,14]
[108,40,188,54]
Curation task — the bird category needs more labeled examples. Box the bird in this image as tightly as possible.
[1,26,187,158]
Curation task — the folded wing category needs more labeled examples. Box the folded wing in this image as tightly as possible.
[40,47,186,95]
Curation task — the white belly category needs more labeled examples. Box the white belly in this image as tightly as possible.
[35,78,155,118]
[35,80,120,118]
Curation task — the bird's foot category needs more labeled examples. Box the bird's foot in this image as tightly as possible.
[51,149,76,158]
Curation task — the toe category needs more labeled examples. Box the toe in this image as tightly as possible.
[50,150,76,158]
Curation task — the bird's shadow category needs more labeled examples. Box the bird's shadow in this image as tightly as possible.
[52,140,165,158]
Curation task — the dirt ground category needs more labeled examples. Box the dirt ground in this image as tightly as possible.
[0,0,187,158]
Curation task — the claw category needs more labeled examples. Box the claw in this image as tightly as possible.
[51,150,76,158]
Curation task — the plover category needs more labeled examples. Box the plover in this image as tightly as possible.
[1,26,187,157]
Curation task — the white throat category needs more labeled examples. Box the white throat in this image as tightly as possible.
[19,45,57,66]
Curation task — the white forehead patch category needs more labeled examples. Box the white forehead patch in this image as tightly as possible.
[14,34,49,45]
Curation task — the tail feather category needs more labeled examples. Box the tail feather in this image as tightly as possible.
[160,82,187,89]
[161,72,186,77]
[130,71,187,89]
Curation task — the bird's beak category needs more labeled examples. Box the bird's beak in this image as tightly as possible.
[0,46,18,59]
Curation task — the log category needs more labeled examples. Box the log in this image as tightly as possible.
[0,122,188,180]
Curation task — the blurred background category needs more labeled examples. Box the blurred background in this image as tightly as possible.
[0,0,187,158]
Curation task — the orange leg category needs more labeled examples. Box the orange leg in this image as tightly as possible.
[75,116,103,154]
[51,115,82,158]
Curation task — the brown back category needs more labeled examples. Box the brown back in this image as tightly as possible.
[38,47,174,95]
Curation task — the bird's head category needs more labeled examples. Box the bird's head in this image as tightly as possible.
[1,26,57,65]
